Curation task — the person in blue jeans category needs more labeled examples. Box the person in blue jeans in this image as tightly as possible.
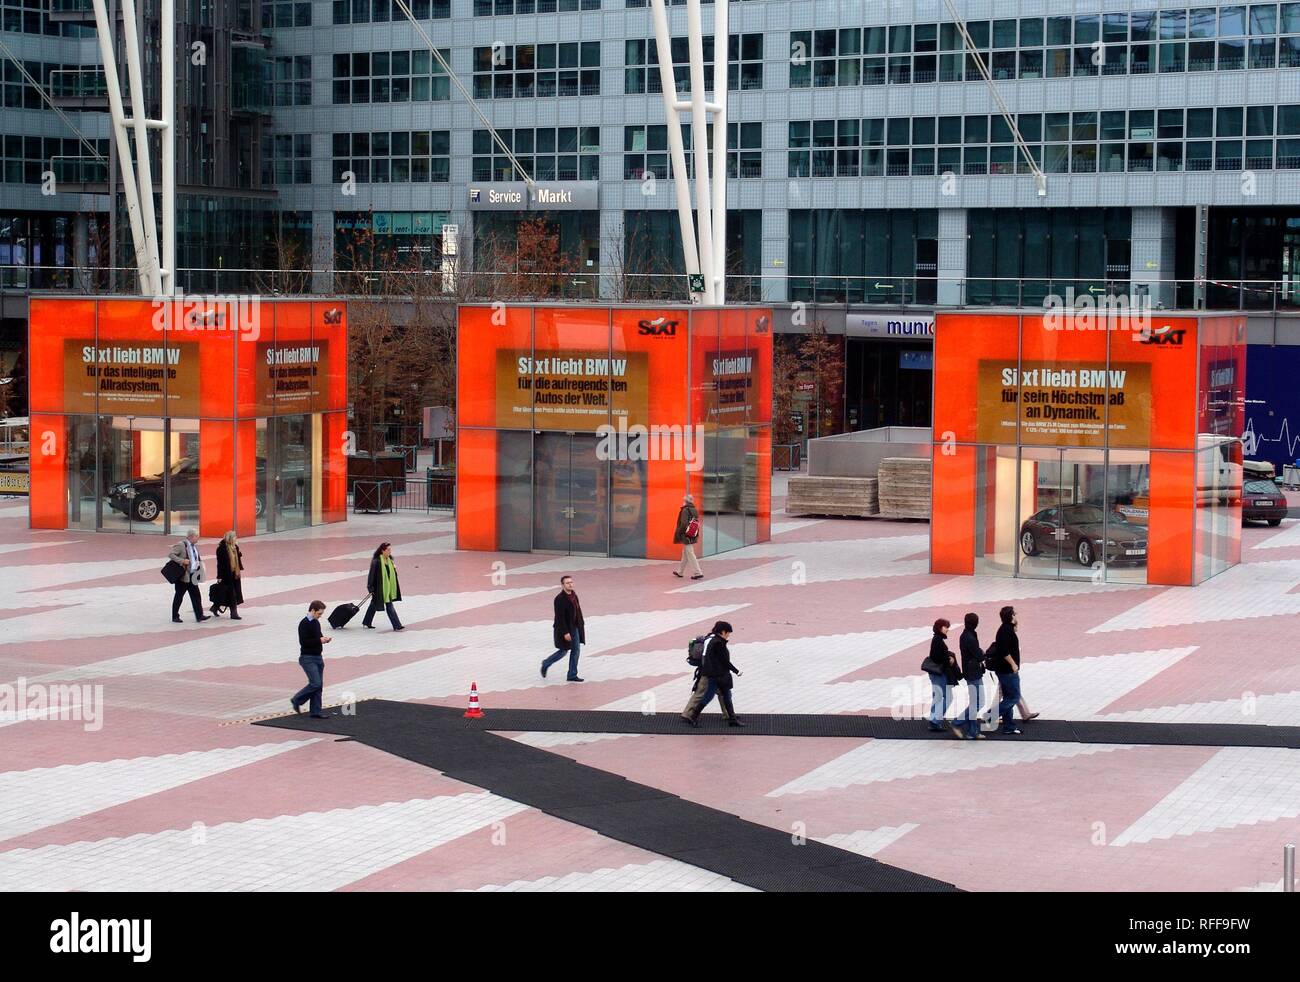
[958,611,987,740]
[926,618,959,734]
[993,605,1023,735]
[541,575,585,682]
[291,600,334,718]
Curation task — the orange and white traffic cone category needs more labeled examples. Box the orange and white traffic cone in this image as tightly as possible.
[464,682,485,719]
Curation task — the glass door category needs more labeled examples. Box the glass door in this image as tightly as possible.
[1016,448,1067,579]
[267,414,311,532]
[532,431,609,556]
[66,415,99,531]
[98,415,167,533]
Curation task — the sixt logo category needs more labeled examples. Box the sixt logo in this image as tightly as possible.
[1140,324,1186,346]
[638,317,679,337]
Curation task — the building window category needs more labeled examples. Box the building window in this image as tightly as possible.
[334,211,447,271]
[332,49,450,104]
[269,56,311,107]
[263,134,312,185]
[473,43,601,98]
[332,131,451,184]
[473,0,600,13]
[624,34,763,93]
[6,135,108,186]
[333,0,449,23]
[786,107,1300,179]
[267,1,312,27]
[473,127,599,181]
[791,8,1300,88]
[729,121,762,177]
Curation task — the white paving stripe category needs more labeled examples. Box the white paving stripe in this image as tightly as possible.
[871,575,1148,612]
[768,739,1134,796]
[29,585,555,682]
[0,557,166,598]
[1110,747,1300,847]
[671,536,930,592]
[326,535,456,561]
[510,732,644,749]
[0,739,318,843]
[464,858,756,892]
[1251,519,1300,550]
[0,793,527,891]
[817,823,918,857]
[1089,560,1300,633]
[598,627,930,715]
[229,603,750,717]
[1096,688,1300,726]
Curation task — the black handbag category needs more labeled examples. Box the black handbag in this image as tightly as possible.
[161,560,184,585]
[920,656,941,675]
[944,661,963,686]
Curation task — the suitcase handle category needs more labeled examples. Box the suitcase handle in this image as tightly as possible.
[355,592,372,608]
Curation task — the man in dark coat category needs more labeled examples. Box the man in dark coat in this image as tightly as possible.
[682,620,742,727]
[541,575,585,682]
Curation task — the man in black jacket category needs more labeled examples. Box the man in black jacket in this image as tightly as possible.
[682,620,743,727]
[541,575,585,682]
[958,612,987,740]
[291,600,334,718]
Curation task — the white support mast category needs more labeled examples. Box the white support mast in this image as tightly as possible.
[89,0,176,296]
[648,0,729,305]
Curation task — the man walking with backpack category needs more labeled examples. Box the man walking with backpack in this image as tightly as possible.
[680,620,743,727]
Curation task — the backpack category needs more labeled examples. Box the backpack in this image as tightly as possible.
[984,639,1000,671]
[687,634,709,667]
[685,517,700,540]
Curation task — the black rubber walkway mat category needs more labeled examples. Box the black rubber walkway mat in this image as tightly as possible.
[409,705,1300,750]
[257,701,958,893]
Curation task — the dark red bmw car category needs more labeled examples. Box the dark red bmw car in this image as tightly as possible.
[1242,478,1288,526]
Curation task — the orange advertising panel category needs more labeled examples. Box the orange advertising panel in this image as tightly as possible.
[975,360,1152,447]
[62,339,201,417]
[456,304,772,559]
[495,349,650,430]
[27,298,347,537]
[933,311,1241,587]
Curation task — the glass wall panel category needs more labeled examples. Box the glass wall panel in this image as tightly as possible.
[974,445,1022,576]
[167,418,201,532]
[497,429,533,551]
[66,415,99,531]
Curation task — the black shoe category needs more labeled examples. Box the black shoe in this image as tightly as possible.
[310,712,335,719]
[681,714,699,728]
[393,625,405,632]
[363,624,375,629]
[567,676,584,683]
[540,661,549,679]
[927,723,944,732]
[172,616,183,623]
[727,718,745,727]
[691,575,704,580]
[291,700,302,715]
[1001,727,1022,736]
[211,606,221,617]
[672,571,683,578]
[196,615,211,622]
[230,614,242,620]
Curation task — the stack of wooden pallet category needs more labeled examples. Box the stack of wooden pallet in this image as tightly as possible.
[877,457,931,519]
[785,476,879,518]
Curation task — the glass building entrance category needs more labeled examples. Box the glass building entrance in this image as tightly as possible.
[973,447,1151,584]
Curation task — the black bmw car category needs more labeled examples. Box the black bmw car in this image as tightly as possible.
[108,455,267,522]
[1019,503,1148,567]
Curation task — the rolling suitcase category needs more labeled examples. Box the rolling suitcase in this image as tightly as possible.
[328,594,370,629]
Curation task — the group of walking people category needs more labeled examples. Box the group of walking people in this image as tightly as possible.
[164,529,244,623]
[925,605,1039,739]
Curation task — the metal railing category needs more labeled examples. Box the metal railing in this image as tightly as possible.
[348,476,455,513]
[2,264,1300,312]
[352,479,393,514]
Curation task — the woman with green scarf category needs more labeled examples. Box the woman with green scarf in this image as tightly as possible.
[362,542,405,631]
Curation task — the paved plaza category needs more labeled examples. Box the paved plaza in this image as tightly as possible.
[2,477,1299,892]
